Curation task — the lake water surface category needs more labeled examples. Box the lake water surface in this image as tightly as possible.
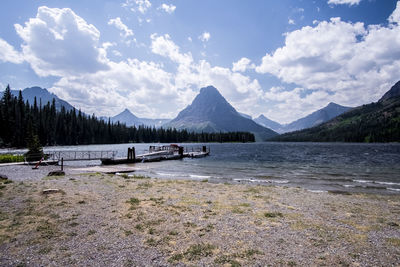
[3,142,400,194]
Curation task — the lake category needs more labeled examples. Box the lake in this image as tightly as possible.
[2,142,400,194]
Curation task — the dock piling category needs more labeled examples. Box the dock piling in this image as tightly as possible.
[131,147,135,162]
[127,147,136,162]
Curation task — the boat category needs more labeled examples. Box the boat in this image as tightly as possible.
[101,144,209,165]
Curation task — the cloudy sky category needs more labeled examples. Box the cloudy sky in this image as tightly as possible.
[0,0,399,123]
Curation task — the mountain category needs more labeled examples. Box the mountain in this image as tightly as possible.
[254,103,351,133]
[110,108,170,128]
[272,81,400,142]
[139,118,170,128]
[239,112,252,119]
[283,102,352,133]
[111,108,142,126]
[379,80,400,102]
[11,86,75,111]
[165,85,277,141]
[254,115,284,133]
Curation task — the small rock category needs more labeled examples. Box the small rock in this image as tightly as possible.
[48,170,65,176]
[388,222,399,227]
[0,174,8,180]
[42,189,62,194]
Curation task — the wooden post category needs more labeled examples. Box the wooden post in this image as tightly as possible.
[127,148,131,160]
[202,146,206,153]
[132,147,136,162]
[178,146,184,157]
[61,157,64,171]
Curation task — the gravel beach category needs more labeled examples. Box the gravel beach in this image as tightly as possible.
[0,165,399,266]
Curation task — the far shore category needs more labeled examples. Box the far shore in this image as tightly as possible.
[0,165,399,266]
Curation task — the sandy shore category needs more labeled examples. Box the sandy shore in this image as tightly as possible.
[0,165,399,266]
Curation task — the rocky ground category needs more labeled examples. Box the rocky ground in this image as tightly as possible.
[0,165,399,266]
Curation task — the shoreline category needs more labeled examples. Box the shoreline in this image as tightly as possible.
[0,165,399,266]
[1,164,400,196]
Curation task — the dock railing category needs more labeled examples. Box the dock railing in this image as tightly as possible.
[45,150,117,161]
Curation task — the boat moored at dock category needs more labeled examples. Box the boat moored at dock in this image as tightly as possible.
[101,144,209,165]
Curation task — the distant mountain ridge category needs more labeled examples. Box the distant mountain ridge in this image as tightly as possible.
[8,86,170,127]
[255,102,352,133]
[11,86,75,111]
[272,81,400,142]
[110,108,170,128]
[283,102,352,133]
[254,115,284,133]
[165,86,277,141]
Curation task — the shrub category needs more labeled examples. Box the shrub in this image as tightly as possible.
[0,154,24,163]
[25,134,43,162]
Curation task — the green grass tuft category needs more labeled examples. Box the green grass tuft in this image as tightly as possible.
[184,243,215,260]
[264,212,283,218]
[168,253,184,262]
[127,197,140,207]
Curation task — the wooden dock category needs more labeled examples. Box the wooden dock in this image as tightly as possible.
[101,145,210,165]
[0,145,209,167]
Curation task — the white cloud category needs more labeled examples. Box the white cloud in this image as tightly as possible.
[102,42,116,50]
[199,32,211,42]
[148,32,265,115]
[0,38,24,64]
[389,1,400,24]
[112,50,122,57]
[123,0,152,14]
[262,87,332,123]
[159,3,176,14]
[50,59,180,118]
[256,4,400,114]
[108,17,133,38]
[150,33,193,66]
[7,6,178,118]
[1,5,267,120]
[14,4,400,124]
[188,37,192,42]
[288,19,295,25]
[232,57,255,72]
[14,6,108,77]
[327,0,361,6]
[137,0,152,13]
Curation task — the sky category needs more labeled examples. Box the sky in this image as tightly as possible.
[0,0,400,124]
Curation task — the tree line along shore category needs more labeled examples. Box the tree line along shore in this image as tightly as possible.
[0,85,255,149]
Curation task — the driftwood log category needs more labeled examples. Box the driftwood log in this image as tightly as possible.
[42,189,63,195]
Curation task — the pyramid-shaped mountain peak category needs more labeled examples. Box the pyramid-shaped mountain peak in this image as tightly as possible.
[166,85,277,141]
[199,85,220,95]
[192,85,229,107]
[121,108,133,114]
[326,102,338,107]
